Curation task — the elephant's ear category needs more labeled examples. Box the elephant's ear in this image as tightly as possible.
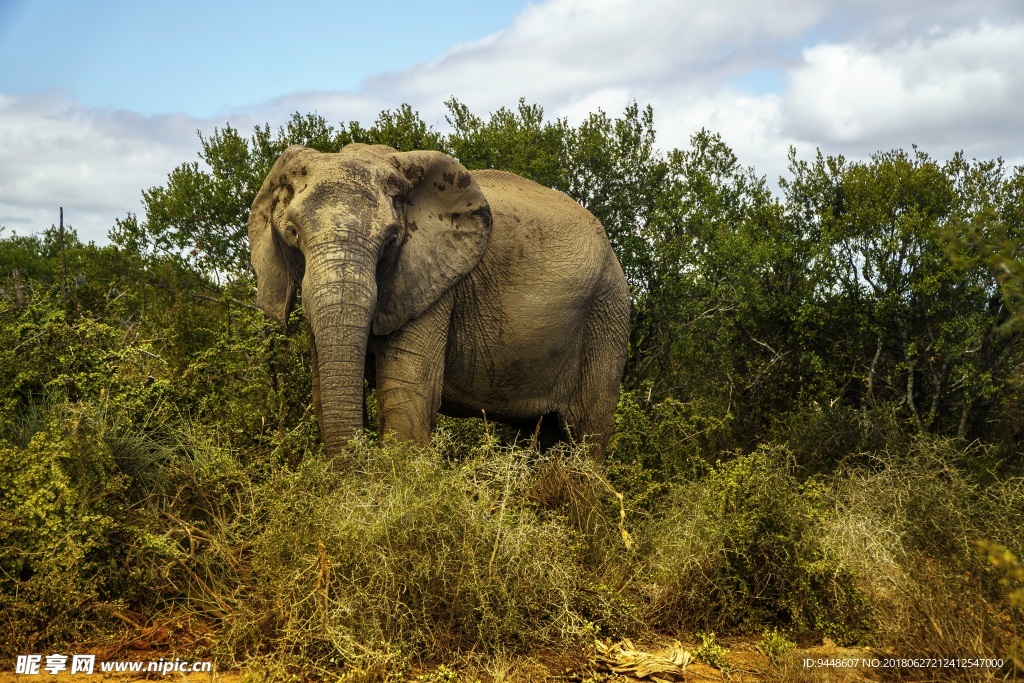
[373,151,492,335]
[248,145,308,328]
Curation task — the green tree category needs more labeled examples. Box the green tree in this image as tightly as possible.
[563,103,665,299]
[946,157,1024,334]
[116,114,345,275]
[444,97,570,190]
[782,148,1024,440]
[353,102,445,152]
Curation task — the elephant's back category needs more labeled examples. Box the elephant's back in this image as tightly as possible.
[472,170,614,269]
[473,170,604,230]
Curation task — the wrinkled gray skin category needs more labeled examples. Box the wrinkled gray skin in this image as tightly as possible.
[248,144,630,461]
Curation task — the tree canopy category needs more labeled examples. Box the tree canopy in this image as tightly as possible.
[68,99,1024,452]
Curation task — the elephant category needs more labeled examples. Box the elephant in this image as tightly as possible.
[248,143,630,461]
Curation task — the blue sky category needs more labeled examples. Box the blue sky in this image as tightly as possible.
[0,0,528,117]
[2,0,1023,243]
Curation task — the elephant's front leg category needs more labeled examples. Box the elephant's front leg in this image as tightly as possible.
[374,291,454,445]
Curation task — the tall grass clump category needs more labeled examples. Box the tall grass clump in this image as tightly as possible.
[0,399,639,676]
[183,436,639,678]
[822,437,1024,671]
[644,445,872,643]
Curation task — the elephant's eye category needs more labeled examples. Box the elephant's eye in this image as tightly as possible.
[380,230,402,258]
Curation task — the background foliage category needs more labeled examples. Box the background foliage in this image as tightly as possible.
[3,99,1024,679]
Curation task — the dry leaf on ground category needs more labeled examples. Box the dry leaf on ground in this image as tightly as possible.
[593,638,692,681]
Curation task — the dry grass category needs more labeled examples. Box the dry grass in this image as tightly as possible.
[642,446,871,641]
[5,404,1024,681]
[818,439,1024,680]
[159,435,639,678]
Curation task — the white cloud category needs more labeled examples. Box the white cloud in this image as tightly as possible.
[3,0,1024,245]
[288,0,1022,184]
[784,22,1024,159]
[0,92,205,243]
[652,89,787,178]
[357,0,823,118]
[275,0,826,186]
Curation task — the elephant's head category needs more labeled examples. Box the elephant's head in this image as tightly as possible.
[248,144,492,454]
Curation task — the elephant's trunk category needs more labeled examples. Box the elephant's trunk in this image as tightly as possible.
[302,243,377,457]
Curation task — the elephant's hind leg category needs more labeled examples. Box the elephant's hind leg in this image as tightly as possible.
[561,275,630,463]
[374,292,454,445]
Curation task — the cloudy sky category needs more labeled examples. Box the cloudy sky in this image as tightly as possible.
[2,0,1023,244]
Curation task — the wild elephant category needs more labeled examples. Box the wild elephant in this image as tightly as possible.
[248,144,629,460]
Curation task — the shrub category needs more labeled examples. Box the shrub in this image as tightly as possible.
[0,405,130,651]
[693,631,731,671]
[608,389,730,513]
[769,402,909,474]
[645,445,871,642]
[821,439,1024,671]
[758,627,796,661]
[0,302,124,440]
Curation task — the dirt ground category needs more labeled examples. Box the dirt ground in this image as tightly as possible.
[1,636,911,683]
[12,620,1010,683]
